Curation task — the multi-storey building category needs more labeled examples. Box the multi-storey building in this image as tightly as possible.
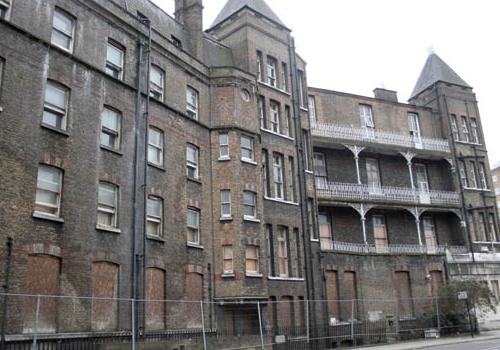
[0,0,498,345]
[492,164,500,217]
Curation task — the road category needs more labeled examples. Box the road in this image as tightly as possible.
[422,338,500,349]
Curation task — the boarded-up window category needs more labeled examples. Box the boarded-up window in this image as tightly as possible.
[281,296,293,329]
[185,272,203,328]
[23,255,60,333]
[343,271,358,321]
[91,262,118,331]
[296,296,305,329]
[145,268,166,330]
[430,270,443,297]
[394,271,414,319]
[268,296,277,330]
[326,271,340,321]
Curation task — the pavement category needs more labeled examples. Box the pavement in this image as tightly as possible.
[356,330,500,349]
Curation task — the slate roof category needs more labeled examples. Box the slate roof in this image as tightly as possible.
[210,0,287,29]
[410,53,471,99]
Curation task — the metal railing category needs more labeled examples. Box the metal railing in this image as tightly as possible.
[315,180,461,206]
[311,122,451,153]
[320,240,468,255]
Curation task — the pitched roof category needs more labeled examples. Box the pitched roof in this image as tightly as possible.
[209,0,287,30]
[410,53,471,99]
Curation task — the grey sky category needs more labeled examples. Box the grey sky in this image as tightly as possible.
[152,0,500,167]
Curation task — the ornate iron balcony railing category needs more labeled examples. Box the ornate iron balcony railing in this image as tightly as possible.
[311,122,451,153]
[315,179,461,206]
[320,240,468,255]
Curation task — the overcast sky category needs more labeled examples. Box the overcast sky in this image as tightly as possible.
[152,0,500,167]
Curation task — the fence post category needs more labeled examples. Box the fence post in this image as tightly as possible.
[257,301,265,350]
[306,299,310,343]
[434,296,440,332]
[32,294,41,350]
[131,300,136,350]
[200,301,208,350]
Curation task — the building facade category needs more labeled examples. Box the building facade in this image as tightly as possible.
[492,164,500,217]
[0,0,498,343]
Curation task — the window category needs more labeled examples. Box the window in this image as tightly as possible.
[458,161,468,188]
[258,95,266,129]
[303,130,311,170]
[186,145,199,179]
[223,246,233,274]
[171,35,182,48]
[243,191,256,219]
[105,41,124,80]
[150,65,164,101]
[479,163,488,189]
[319,213,332,250]
[394,271,414,319]
[100,107,121,150]
[219,133,229,159]
[307,198,317,240]
[186,86,199,120]
[35,165,63,217]
[285,106,294,138]
[366,158,381,190]
[450,115,459,141]
[256,51,263,81]
[0,0,10,19]
[240,135,254,162]
[262,149,270,197]
[43,81,68,130]
[496,188,500,196]
[281,62,288,91]
[313,153,327,185]
[270,101,280,133]
[148,127,163,166]
[308,96,317,124]
[266,225,275,276]
[51,9,75,52]
[97,182,118,228]
[287,156,296,202]
[220,190,231,218]
[187,208,200,245]
[408,113,421,139]
[493,175,498,183]
[266,56,277,87]
[373,215,388,252]
[497,201,500,209]
[91,262,118,331]
[147,196,163,237]
[489,213,498,241]
[423,217,437,252]
[326,271,340,321]
[470,118,480,144]
[477,213,487,241]
[297,70,306,108]
[469,161,478,188]
[359,104,374,128]
[277,227,289,277]
[245,245,259,274]
[414,164,429,192]
[468,212,477,242]
[461,116,470,142]
[145,268,166,330]
[273,154,284,199]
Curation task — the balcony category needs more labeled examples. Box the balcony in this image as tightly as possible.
[311,122,451,153]
[320,240,468,255]
[316,180,461,206]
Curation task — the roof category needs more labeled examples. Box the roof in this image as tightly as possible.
[209,0,287,30]
[410,53,471,99]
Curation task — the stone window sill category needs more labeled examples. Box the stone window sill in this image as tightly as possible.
[40,123,70,137]
[220,216,233,222]
[260,128,294,141]
[147,234,166,243]
[243,216,260,223]
[100,145,123,156]
[33,211,64,223]
[96,225,121,234]
[221,273,235,278]
[187,176,202,185]
[246,272,263,278]
[218,156,231,162]
[187,243,204,249]
[148,162,166,171]
[241,158,257,166]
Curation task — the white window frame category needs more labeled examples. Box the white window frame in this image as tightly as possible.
[35,165,63,218]
[461,116,470,143]
[470,118,480,144]
[258,95,266,129]
[220,190,231,219]
[423,217,437,251]
[243,191,257,220]
[245,245,260,275]
[318,213,332,250]
[308,96,317,124]
[148,127,164,167]
[187,208,200,245]
[51,8,75,53]
[146,196,163,237]
[298,70,306,108]
[478,163,488,190]
[450,115,460,141]
[270,101,280,133]
[469,161,478,189]
[186,144,199,179]
[458,161,469,188]
[359,104,374,128]
[149,65,164,101]
[223,245,234,274]
[408,112,421,139]
[97,182,118,229]
[0,0,11,20]
[240,135,254,162]
[414,163,429,192]
[273,154,284,200]
[277,227,289,277]
[313,152,327,185]
[43,81,69,130]
[256,51,263,82]
[373,215,388,252]
[219,133,229,160]
[281,62,288,91]
[105,41,125,80]
[493,175,498,183]
[266,56,277,87]
[100,107,121,150]
[186,86,199,120]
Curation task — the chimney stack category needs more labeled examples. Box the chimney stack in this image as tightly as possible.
[373,88,398,103]
[175,0,204,60]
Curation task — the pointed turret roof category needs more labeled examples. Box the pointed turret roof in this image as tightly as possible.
[209,0,288,30]
[410,53,471,99]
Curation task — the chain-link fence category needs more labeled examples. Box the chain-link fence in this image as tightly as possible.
[0,293,478,350]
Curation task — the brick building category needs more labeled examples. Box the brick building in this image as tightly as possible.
[0,0,498,343]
